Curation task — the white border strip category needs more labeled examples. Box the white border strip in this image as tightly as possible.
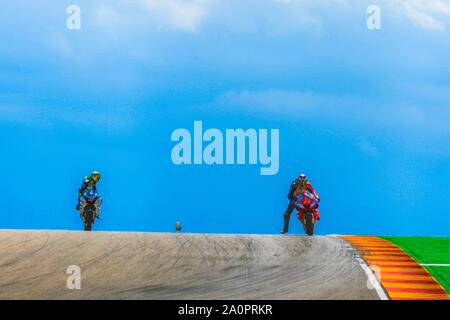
[420,264,450,267]
[358,260,389,300]
[340,239,389,300]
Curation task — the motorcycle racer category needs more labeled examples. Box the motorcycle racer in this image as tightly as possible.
[76,171,101,216]
[281,173,320,234]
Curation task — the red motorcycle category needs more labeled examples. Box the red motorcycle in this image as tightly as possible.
[295,191,320,236]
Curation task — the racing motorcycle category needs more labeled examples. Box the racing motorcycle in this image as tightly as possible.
[78,189,102,231]
[295,190,319,236]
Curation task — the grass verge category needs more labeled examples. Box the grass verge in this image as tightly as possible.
[381,236,450,293]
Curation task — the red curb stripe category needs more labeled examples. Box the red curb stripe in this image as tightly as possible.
[380,271,429,276]
[382,279,438,284]
[357,245,399,248]
[364,253,409,256]
[361,249,404,252]
[385,287,447,294]
[367,257,415,263]
[376,264,422,269]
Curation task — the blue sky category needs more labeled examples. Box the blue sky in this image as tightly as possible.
[0,0,448,235]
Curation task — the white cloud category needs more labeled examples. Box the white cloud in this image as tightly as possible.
[384,0,450,30]
[141,0,210,32]
[135,0,331,35]
[407,0,450,15]
[402,2,444,30]
[135,0,450,33]
[94,5,121,27]
[275,0,449,31]
[330,0,351,7]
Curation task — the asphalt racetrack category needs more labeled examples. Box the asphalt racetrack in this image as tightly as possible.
[0,230,379,299]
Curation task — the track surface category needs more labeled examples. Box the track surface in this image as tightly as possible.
[0,230,379,300]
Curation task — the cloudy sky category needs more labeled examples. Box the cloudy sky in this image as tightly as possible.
[0,0,448,235]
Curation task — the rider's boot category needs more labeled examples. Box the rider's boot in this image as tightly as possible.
[280,212,291,234]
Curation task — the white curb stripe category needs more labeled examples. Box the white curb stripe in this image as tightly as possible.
[341,239,389,300]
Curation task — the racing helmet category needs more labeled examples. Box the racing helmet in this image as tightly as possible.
[90,171,101,183]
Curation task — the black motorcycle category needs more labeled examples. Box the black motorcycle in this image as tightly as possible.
[78,189,102,231]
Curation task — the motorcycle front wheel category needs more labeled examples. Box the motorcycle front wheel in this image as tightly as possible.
[304,212,314,236]
[83,210,94,231]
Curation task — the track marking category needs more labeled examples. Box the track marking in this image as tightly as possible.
[420,264,450,267]
[340,236,450,300]
[340,239,388,300]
